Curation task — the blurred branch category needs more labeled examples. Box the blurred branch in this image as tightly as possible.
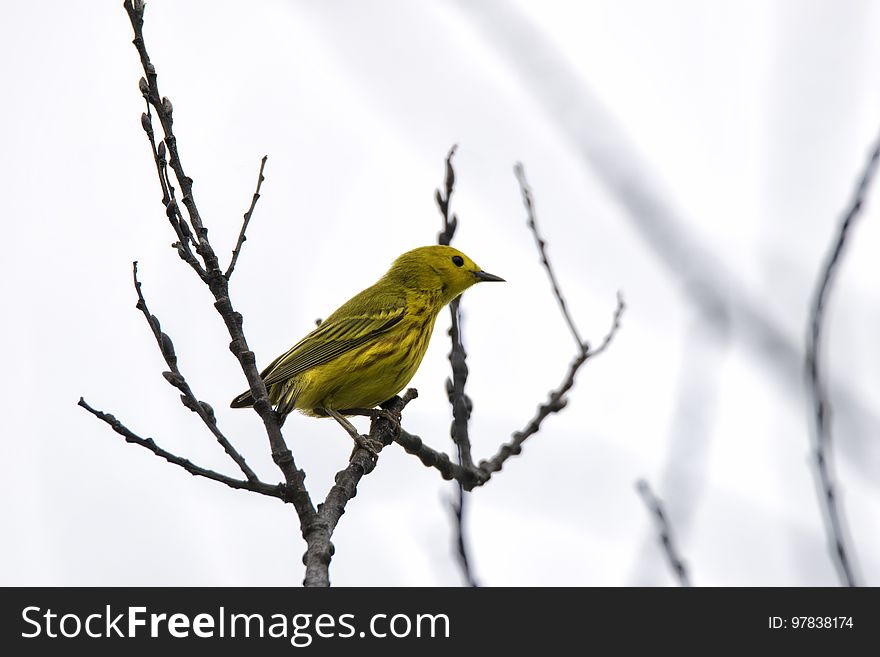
[132,261,257,481]
[805,132,880,587]
[225,155,268,280]
[455,0,880,478]
[636,479,691,587]
[436,144,459,246]
[448,488,479,587]
[629,315,727,585]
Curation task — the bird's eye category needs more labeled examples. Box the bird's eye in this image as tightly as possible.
[452,255,464,267]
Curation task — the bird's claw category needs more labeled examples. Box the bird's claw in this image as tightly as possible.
[342,407,402,435]
[352,433,381,459]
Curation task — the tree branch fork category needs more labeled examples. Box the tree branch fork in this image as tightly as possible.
[80,1,625,586]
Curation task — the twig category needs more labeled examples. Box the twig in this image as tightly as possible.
[139,101,205,279]
[475,164,623,476]
[393,287,623,488]
[436,144,459,246]
[129,23,210,267]
[118,0,314,530]
[587,291,625,357]
[132,261,257,481]
[515,162,584,349]
[434,145,480,585]
[446,302,474,468]
[225,155,268,280]
[118,2,423,588]
[396,155,625,492]
[393,429,484,487]
[446,302,478,582]
[636,479,691,587]
[78,398,284,500]
[303,390,419,586]
[805,132,880,587]
[479,293,624,477]
[435,146,475,469]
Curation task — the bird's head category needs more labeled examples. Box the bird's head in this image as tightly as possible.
[386,245,504,305]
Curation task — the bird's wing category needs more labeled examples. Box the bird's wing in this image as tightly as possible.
[260,305,405,387]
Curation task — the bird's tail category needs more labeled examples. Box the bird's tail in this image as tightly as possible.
[230,390,255,408]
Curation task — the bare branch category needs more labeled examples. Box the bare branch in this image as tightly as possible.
[478,292,625,478]
[805,131,880,587]
[434,148,475,466]
[475,165,624,477]
[120,1,314,528]
[435,144,459,246]
[132,261,258,481]
[78,398,284,500]
[445,301,474,469]
[392,154,626,497]
[302,390,418,586]
[393,429,484,487]
[225,155,269,280]
[138,104,205,279]
[126,7,211,266]
[108,3,633,588]
[636,479,691,587]
[588,291,625,357]
[433,145,482,586]
[515,162,584,349]
[448,488,479,587]
[392,295,624,489]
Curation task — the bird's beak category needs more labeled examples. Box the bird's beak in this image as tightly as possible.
[474,270,505,283]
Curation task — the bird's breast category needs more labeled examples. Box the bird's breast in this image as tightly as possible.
[409,289,444,318]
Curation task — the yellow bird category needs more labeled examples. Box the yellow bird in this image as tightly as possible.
[231,245,503,451]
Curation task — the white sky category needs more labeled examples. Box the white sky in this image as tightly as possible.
[2,0,879,586]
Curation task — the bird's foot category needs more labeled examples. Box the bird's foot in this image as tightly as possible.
[343,407,402,434]
[351,433,382,458]
[324,407,381,458]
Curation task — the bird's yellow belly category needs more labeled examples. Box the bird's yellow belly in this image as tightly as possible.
[294,316,435,414]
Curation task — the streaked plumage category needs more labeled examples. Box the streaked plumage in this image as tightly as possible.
[231,245,503,424]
